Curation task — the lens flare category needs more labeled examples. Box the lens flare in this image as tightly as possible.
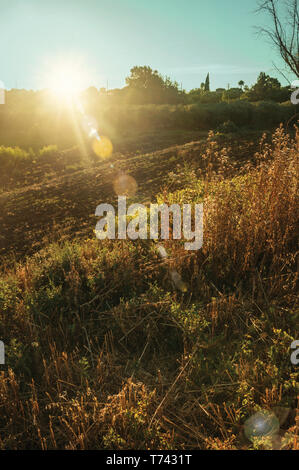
[81,115,99,135]
[92,136,113,159]
[244,410,280,442]
[113,174,138,197]
[41,57,114,160]
[170,270,188,292]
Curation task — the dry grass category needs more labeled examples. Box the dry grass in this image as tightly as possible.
[0,126,298,450]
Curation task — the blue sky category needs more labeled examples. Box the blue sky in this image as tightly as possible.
[0,0,293,91]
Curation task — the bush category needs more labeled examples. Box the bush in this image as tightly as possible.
[217,120,239,133]
[38,145,58,159]
[0,146,33,178]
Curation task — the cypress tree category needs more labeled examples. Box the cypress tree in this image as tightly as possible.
[204,73,210,91]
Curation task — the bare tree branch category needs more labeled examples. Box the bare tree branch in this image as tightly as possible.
[256,0,299,78]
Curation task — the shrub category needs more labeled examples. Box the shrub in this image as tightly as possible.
[38,145,58,159]
[217,120,239,133]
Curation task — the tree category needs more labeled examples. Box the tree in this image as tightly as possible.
[222,87,243,101]
[238,80,245,90]
[257,0,299,78]
[126,66,164,90]
[204,73,210,91]
[125,66,183,104]
[245,72,289,101]
[188,89,221,104]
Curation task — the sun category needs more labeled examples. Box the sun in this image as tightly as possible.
[45,59,90,102]
[49,68,80,98]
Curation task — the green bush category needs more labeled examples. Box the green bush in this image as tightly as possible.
[217,120,239,133]
[38,144,58,159]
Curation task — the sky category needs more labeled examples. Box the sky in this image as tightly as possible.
[0,0,294,92]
